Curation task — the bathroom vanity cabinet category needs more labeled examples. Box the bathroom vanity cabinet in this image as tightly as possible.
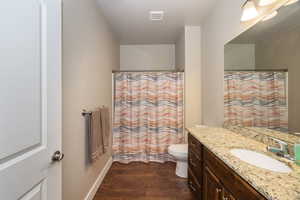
[188,133,267,200]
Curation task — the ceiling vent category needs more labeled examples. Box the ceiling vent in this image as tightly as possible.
[149,11,164,21]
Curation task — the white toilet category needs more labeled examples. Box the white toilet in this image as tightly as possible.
[168,144,188,178]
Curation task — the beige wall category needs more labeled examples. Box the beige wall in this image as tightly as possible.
[120,44,175,70]
[201,0,244,126]
[175,29,185,71]
[184,26,202,129]
[224,44,256,70]
[201,0,287,126]
[62,0,119,199]
[255,28,300,132]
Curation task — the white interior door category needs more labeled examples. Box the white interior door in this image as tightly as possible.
[0,0,62,200]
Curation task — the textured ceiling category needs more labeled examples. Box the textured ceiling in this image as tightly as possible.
[97,0,218,44]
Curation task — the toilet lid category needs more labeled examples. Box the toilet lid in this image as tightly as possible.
[168,144,188,154]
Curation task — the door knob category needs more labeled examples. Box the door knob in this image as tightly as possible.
[52,151,64,162]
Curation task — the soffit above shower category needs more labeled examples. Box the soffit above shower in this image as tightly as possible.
[97,0,218,44]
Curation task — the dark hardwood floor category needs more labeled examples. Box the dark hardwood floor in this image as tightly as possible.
[93,162,196,200]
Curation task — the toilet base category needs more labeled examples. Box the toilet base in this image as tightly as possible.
[175,160,188,178]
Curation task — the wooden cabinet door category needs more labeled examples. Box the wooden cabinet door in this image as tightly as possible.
[223,188,236,200]
[188,168,202,200]
[203,166,222,200]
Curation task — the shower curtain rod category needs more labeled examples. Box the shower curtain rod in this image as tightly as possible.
[112,69,184,73]
[225,69,288,72]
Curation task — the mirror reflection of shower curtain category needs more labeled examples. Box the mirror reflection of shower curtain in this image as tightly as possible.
[224,71,288,132]
[112,72,184,163]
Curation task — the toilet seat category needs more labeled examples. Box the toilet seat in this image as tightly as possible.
[168,144,188,158]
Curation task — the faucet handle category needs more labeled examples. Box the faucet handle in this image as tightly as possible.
[270,137,288,152]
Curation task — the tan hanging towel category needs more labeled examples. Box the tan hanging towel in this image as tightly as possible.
[99,107,110,153]
[88,110,104,162]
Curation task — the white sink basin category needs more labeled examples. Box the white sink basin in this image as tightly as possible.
[230,149,292,173]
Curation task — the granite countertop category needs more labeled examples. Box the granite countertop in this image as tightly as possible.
[187,127,300,200]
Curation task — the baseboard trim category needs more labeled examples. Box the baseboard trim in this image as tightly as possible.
[84,157,113,200]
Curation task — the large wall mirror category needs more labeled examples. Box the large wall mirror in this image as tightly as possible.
[224,2,300,136]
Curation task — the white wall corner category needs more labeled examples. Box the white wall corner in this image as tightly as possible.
[84,157,113,200]
[184,26,202,129]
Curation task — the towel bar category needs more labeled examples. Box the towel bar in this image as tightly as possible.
[82,106,107,116]
[82,110,92,116]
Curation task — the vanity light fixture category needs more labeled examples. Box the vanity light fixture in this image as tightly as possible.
[241,0,259,21]
[285,0,299,6]
[262,10,278,21]
[259,0,278,6]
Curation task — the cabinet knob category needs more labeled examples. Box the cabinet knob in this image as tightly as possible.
[189,158,196,166]
[189,181,196,192]
[191,142,196,148]
[216,188,222,193]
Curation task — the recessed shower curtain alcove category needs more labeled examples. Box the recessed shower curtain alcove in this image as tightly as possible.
[112,72,184,163]
[224,71,288,132]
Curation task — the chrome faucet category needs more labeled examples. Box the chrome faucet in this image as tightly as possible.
[267,137,295,161]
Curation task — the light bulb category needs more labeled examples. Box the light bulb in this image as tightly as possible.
[259,0,278,6]
[241,0,259,22]
[285,0,299,6]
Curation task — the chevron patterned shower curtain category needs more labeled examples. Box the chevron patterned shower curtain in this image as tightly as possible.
[112,72,184,163]
[224,71,288,132]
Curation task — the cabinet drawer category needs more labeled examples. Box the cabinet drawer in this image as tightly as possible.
[188,167,202,199]
[188,133,203,158]
[188,149,202,181]
[204,147,266,200]
[204,148,235,188]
